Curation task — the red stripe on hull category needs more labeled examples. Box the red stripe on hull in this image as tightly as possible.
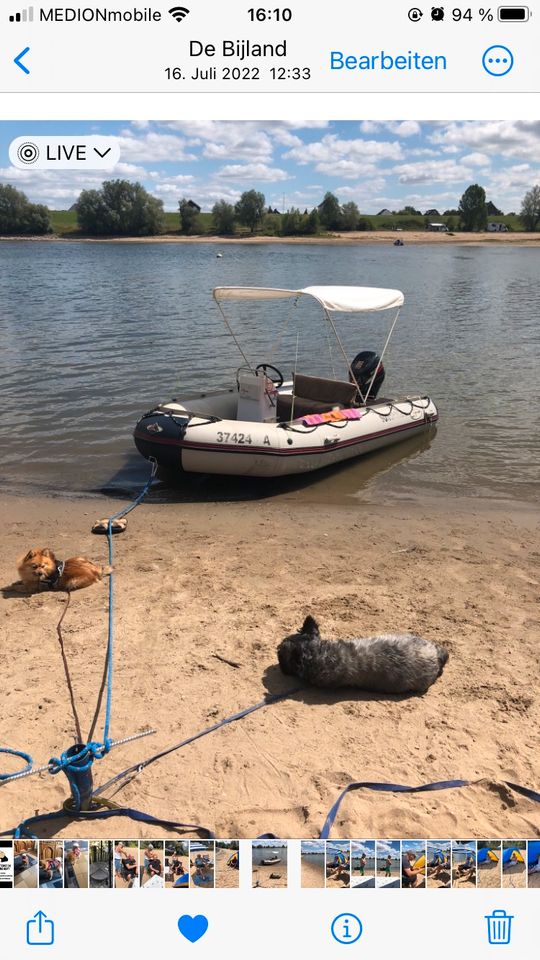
[134,414,437,459]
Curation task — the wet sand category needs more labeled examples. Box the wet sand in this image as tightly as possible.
[214,847,239,888]
[1,493,539,839]
[301,857,325,888]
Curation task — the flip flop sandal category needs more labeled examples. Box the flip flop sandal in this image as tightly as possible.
[91,517,128,535]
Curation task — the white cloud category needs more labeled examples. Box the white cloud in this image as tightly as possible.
[117,131,196,163]
[385,121,421,137]
[284,135,403,175]
[393,158,480,184]
[430,120,540,162]
[216,162,291,182]
[461,152,491,167]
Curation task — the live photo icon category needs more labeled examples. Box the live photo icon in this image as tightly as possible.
[9,5,34,21]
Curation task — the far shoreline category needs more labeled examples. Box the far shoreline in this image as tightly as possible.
[2,230,540,246]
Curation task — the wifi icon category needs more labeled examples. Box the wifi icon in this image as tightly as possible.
[169,5,190,21]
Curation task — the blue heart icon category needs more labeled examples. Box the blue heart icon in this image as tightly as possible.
[178,914,209,943]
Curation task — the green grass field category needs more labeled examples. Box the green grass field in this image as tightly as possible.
[47,209,524,237]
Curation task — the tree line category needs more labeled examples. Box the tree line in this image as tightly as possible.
[1,180,540,237]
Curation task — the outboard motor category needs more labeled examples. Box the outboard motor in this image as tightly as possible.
[350,350,385,400]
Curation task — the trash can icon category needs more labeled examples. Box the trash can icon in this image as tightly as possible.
[485,909,513,945]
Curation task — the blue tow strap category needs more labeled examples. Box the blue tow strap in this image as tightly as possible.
[319,777,540,839]
[94,688,301,797]
[3,458,540,838]
[13,807,214,840]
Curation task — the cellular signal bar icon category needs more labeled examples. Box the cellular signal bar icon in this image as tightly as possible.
[9,6,34,21]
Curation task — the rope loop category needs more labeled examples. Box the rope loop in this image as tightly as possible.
[0,747,33,781]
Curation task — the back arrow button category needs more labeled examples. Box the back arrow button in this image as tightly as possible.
[14,47,31,74]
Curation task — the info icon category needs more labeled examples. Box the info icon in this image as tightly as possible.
[431,6,445,19]
[331,913,363,945]
[408,7,423,20]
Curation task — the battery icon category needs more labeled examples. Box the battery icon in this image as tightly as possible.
[498,5,529,19]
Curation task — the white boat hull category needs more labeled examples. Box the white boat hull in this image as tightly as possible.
[134,392,438,479]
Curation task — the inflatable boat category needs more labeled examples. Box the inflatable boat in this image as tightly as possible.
[134,285,438,479]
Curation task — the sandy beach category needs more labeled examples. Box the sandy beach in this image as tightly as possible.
[214,847,239,888]
[252,862,287,888]
[1,491,539,839]
[301,857,325,888]
[477,860,502,888]
[427,867,451,888]
[528,871,540,888]
[452,867,476,888]
[502,863,526,888]
[2,231,540,246]
[326,872,350,888]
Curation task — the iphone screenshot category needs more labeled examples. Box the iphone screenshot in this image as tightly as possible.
[0,1,538,956]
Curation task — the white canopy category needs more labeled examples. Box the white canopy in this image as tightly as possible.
[213,285,404,312]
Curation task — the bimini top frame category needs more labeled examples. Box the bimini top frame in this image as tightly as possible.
[212,285,405,402]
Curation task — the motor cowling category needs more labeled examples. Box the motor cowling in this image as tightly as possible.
[350,350,385,400]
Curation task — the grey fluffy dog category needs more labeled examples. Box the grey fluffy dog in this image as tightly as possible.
[277,615,449,694]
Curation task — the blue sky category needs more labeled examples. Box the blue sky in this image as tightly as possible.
[351,841,376,856]
[1,120,539,214]
[376,840,401,859]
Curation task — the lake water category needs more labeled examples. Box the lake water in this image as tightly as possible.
[1,240,538,505]
[252,846,288,867]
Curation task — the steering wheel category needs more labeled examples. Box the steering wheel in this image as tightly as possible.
[255,363,284,388]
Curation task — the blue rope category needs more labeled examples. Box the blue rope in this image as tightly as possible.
[0,748,32,781]
[0,463,156,792]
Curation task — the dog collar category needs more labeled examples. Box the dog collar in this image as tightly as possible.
[44,559,65,588]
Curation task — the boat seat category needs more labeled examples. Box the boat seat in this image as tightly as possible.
[277,373,358,422]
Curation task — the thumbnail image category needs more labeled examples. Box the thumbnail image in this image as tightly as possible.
[89,841,113,888]
[215,841,240,889]
[165,841,190,888]
[39,842,63,889]
[401,841,426,888]
[114,841,139,888]
[14,841,38,889]
[140,841,164,888]
[64,840,89,889]
[1,119,539,843]
[301,841,326,888]
[375,841,401,888]
[502,842,526,889]
[452,841,476,888]
[426,842,451,888]
[326,841,351,888]
[477,841,502,888]
[252,841,287,888]
[0,841,13,888]
[350,841,376,889]
[527,841,540,888]
[190,841,215,888]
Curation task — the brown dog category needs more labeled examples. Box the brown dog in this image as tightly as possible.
[17,547,113,593]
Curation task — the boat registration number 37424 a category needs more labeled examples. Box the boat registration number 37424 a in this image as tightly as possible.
[216,431,253,444]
